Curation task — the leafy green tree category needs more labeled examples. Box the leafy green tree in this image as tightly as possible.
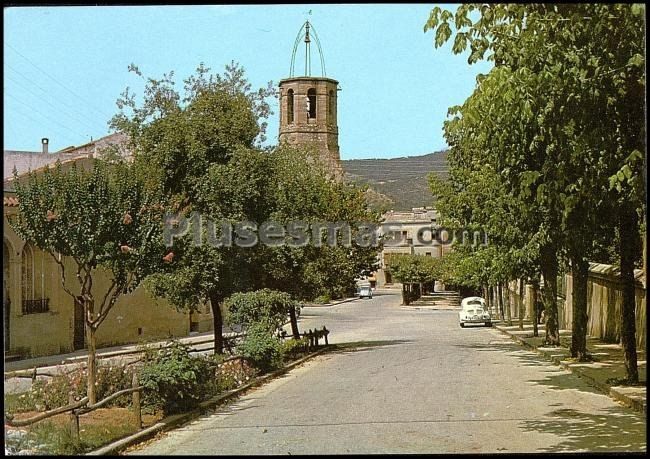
[389,254,441,305]
[12,160,166,403]
[425,4,644,369]
[252,145,382,336]
[111,62,276,355]
[225,289,299,333]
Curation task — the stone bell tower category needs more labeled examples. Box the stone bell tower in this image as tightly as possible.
[279,21,342,176]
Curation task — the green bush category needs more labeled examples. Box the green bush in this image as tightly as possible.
[314,293,331,304]
[225,289,298,332]
[15,363,136,412]
[139,340,215,415]
[280,337,309,359]
[237,323,284,373]
[216,358,258,390]
[95,365,137,407]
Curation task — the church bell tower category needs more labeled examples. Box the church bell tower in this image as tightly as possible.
[278,21,342,175]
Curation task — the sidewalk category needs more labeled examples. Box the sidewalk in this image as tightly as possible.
[494,320,646,414]
[4,330,225,373]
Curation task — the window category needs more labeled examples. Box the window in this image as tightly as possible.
[307,88,316,119]
[21,243,48,314]
[287,89,294,124]
[425,252,432,257]
[328,90,334,118]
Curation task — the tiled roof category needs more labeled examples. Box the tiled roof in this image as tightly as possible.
[3,132,131,180]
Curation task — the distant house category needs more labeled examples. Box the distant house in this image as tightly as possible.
[3,134,213,359]
[374,207,453,288]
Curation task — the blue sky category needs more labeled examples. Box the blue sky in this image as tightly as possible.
[4,5,492,159]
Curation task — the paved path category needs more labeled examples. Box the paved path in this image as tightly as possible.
[131,290,646,454]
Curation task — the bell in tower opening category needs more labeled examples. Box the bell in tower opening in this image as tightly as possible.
[278,20,342,178]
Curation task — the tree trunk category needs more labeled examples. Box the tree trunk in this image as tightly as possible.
[619,205,639,383]
[487,285,493,315]
[570,257,590,361]
[289,305,300,339]
[540,243,561,346]
[209,295,224,355]
[505,281,512,326]
[518,278,525,330]
[497,283,504,323]
[531,279,539,338]
[86,324,97,405]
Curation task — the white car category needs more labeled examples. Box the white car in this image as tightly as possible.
[358,285,373,299]
[459,296,491,327]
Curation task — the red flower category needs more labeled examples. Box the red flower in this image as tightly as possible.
[46,210,58,221]
[120,245,131,254]
[123,212,133,225]
[163,252,174,263]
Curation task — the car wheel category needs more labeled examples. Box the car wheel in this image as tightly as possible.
[460,323,465,328]
[485,322,492,327]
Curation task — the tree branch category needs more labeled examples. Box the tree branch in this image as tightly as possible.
[48,251,77,300]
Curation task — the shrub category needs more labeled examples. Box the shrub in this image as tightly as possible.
[95,365,136,407]
[314,293,331,304]
[139,340,214,415]
[237,323,284,373]
[21,363,135,412]
[225,289,298,332]
[280,337,309,359]
[215,358,258,391]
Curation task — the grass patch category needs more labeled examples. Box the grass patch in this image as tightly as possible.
[4,392,34,413]
[27,418,136,454]
[8,408,162,455]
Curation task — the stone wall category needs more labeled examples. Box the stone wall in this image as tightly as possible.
[505,263,646,348]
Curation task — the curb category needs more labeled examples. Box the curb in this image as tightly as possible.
[302,297,358,308]
[86,346,329,455]
[494,325,646,414]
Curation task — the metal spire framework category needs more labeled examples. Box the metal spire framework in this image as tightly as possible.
[289,20,327,77]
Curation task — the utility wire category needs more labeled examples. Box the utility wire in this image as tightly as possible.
[7,93,87,140]
[7,43,114,120]
[6,64,108,132]
[6,73,100,134]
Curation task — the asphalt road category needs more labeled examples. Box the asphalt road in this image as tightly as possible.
[131,290,646,454]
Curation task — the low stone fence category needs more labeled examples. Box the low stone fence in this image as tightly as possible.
[504,263,646,348]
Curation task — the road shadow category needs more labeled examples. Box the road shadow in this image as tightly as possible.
[328,340,413,355]
[521,406,647,452]
[452,341,615,395]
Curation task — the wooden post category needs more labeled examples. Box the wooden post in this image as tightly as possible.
[132,373,142,430]
[308,330,314,349]
[68,393,80,444]
[31,367,37,383]
[323,326,329,346]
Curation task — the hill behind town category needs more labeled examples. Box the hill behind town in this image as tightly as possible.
[341,150,449,211]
